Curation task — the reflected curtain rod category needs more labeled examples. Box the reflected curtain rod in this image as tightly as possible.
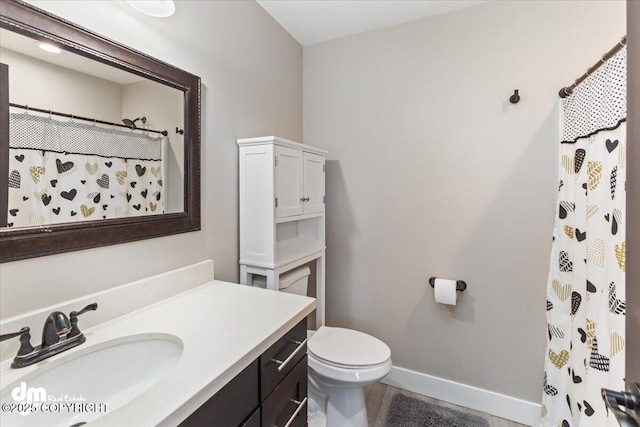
[559,36,627,98]
[8,102,168,136]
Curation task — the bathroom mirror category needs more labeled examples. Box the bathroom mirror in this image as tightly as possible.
[0,0,201,262]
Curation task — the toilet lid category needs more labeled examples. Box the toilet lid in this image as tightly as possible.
[308,326,391,368]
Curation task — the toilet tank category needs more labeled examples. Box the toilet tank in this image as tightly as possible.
[252,266,310,296]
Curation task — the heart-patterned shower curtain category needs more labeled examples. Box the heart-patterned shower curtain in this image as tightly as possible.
[541,47,626,426]
[7,113,166,227]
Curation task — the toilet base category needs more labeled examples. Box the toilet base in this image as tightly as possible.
[308,404,326,427]
[308,381,368,427]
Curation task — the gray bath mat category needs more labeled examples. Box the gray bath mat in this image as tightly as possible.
[385,394,490,427]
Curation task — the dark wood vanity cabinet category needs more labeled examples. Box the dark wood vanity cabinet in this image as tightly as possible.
[179,319,308,427]
[262,356,308,427]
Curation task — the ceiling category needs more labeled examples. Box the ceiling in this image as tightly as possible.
[257,0,488,46]
[0,29,145,85]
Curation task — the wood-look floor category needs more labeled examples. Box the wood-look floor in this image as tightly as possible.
[364,383,530,427]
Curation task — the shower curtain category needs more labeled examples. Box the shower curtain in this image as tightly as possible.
[7,113,166,227]
[541,47,626,426]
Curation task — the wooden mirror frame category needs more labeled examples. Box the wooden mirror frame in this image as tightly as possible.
[0,0,201,262]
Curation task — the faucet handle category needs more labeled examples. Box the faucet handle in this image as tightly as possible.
[68,303,98,338]
[70,303,98,319]
[0,327,28,342]
[0,327,35,356]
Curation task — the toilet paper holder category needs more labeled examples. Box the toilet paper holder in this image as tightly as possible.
[429,277,467,292]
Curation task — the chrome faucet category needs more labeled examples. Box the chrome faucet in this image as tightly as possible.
[0,303,97,368]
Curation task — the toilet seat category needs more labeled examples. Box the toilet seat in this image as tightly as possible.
[308,326,391,369]
[309,352,390,370]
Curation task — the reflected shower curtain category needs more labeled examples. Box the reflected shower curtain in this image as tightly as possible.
[7,113,166,227]
[541,47,626,426]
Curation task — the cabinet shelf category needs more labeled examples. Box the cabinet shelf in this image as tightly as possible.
[275,212,324,224]
[275,243,325,269]
[239,243,325,270]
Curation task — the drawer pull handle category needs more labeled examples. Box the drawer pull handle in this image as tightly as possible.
[271,337,308,372]
[282,397,307,427]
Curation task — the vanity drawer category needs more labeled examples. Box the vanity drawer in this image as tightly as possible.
[260,319,307,400]
[179,359,259,427]
[262,355,308,427]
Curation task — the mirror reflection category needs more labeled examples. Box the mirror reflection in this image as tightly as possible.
[1,29,184,229]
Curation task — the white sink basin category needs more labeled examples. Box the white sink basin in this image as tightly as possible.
[0,336,183,427]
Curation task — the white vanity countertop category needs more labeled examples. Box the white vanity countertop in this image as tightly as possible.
[0,280,316,426]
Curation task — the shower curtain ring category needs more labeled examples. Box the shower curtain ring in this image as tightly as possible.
[25,105,29,114]
[620,36,627,46]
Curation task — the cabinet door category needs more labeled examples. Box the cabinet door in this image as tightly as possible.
[179,360,258,427]
[241,407,260,427]
[275,146,304,219]
[303,152,325,215]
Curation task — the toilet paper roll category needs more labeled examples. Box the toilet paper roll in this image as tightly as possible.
[434,278,457,305]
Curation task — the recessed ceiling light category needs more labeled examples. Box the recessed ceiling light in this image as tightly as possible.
[127,0,175,18]
[38,43,61,54]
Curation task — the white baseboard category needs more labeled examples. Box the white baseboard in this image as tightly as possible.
[381,366,541,426]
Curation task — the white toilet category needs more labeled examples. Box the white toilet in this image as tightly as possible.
[306,326,392,427]
[254,268,392,427]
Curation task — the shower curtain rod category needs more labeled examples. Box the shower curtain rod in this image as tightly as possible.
[559,36,626,98]
[8,102,168,136]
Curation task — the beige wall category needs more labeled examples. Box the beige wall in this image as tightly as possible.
[303,0,626,402]
[0,0,302,317]
[1,47,123,123]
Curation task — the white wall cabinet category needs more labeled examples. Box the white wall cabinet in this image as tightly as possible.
[237,136,327,326]
[274,146,325,219]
